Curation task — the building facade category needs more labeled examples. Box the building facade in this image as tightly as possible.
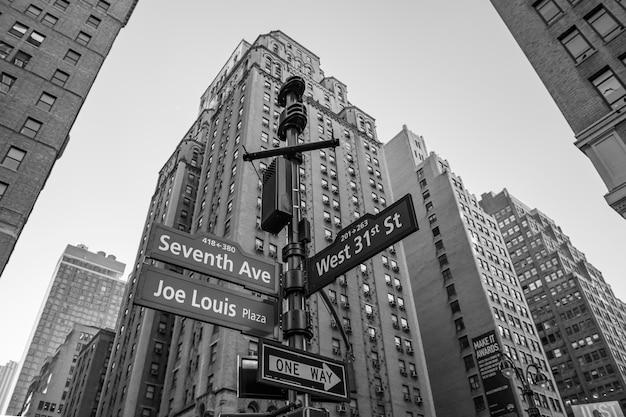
[490,0,626,218]
[7,244,125,415]
[0,0,138,277]
[481,189,626,413]
[97,130,204,417]
[19,324,100,417]
[384,126,566,417]
[63,328,116,417]
[99,31,435,417]
[0,360,19,414]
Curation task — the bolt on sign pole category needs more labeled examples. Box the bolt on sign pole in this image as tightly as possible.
[276,76,311,405]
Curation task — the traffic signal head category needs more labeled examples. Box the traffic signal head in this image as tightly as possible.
[261,157,292,234]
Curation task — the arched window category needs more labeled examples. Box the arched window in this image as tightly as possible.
[365,121,373,137]
[272,43,279,53]
[337,85,344,101]
[265,56,272,71]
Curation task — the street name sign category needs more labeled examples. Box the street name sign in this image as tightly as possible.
[146,224,279,296]
[134,265,278,339]
[258,339,349,401]
[307,193,418,296]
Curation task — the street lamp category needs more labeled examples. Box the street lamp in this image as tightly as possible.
[499,354,550,417]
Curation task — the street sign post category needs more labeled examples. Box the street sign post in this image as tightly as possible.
[146,224,279,296]
[258,339,349,402]
[134,265,278,339]
[307,193,418,296]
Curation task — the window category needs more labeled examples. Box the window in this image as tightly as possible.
[0,42,13,59]
[27,31,45,47]
[8,22,28,39]
[450,300,461,313]
[455,317,465,332]
[13,51,32,68]
[586,6,622,41]
[51,69,69,86]
[469,374,480,390]
[36,92,56,112]
[20,118,42,138]
[534,0,562,24]
[0,182,7,199]
[25,5,43,18]
[473,396,486,412]
[464,355,475,370]
[75,31,91,46]
[86,15,101,29]
[42,13,59,26]
[145,385,155,399]
[0,73,16,93]
[559,27,593,63]
[63,49,81,66]
[53,0,70,11]
[96,0,110,13]
[591,68,626,108]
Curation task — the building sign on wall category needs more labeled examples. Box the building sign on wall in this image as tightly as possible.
[472,330,519,417]
[572,401,625,417]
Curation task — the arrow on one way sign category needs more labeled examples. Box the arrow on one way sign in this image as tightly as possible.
[268,355,341,391]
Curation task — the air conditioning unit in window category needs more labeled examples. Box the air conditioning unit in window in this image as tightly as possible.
[392,265,399,272]
[325,235,333,241]
[369,334,377,342]
[403,393,411,401]
[336,405,347,414]
[332,347,341,354]
[410,370,418,378]
[415,396,423,405]
[255,244,264,252]
[402,325,410,332]
[342,301,350,310]
[372,359,380,368]
[396,344,403,352]
[399,304,405,311]
[407,347,414,355]
[375,386,384,394]
[400,369,407,376]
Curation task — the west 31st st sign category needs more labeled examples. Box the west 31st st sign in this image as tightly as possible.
[307,194,418,296]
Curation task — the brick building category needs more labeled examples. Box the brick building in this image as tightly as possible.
[490,0,626,218]
[0,0,138,277]
[384,126,566,417]
[98,31,435,417]
[481,189,626,413]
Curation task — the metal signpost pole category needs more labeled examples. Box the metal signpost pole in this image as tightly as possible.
[277,76,311,406]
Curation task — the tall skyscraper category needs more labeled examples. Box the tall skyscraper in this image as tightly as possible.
[99,31,435,417]
[481,189,626,412]
[0,360,18,414]
[19,323,100,416]
[7,244,125,415]
[0,0,138,276]
[490,0,626,219]
[384,126,566,417]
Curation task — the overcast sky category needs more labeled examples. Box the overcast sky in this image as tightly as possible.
[0,1,624,368]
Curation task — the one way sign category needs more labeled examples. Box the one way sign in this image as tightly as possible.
[259,339,349,401]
